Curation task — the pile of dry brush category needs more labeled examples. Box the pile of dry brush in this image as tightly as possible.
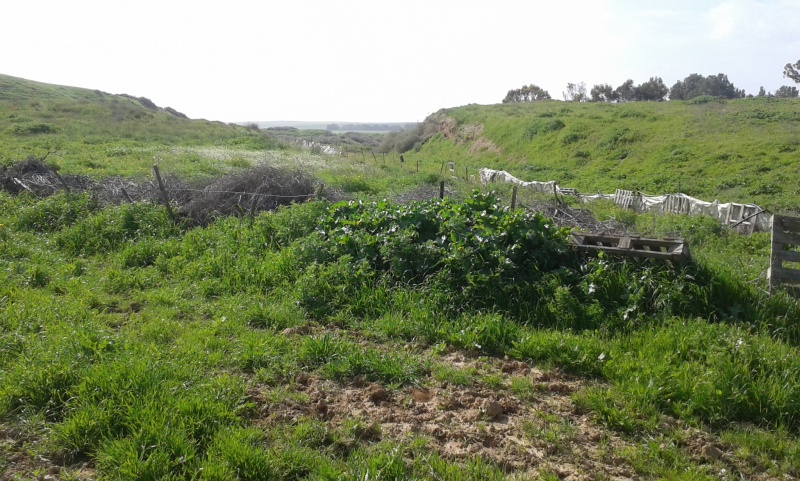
[0,157,330,226]
[1,157,626,233]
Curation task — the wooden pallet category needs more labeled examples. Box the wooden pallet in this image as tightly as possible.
[614,189,636,210]
[570,233,691,263]
[768,215,800,295]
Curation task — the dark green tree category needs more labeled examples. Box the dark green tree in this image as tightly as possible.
[635,77,669,101]
[785,60,800,83]
[758,86,767,97]
[614,79,635,102]
[669,73,743,100]
[669,73,704,100]
[590,83,614,102]
[775,85,799,98]
[502,84,552,103]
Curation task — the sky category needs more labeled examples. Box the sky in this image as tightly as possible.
[2,0,799,123]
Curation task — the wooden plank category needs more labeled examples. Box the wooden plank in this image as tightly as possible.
[774,215,800,233]
[573,245,679,261]
[768,266,800,283]
[773,249,800,264]
[772,229,800,247]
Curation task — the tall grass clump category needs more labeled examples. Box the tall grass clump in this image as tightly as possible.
[55,202,181,255]
[15,192,100,232]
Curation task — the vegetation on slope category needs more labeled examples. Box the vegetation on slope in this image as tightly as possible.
[0,74,281,179]
[2,74,800,479]
[401,98,800,211]
[2,188,800,479]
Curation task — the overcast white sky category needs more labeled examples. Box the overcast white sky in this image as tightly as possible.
[2,0,799,122]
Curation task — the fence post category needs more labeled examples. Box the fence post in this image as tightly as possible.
[152,164,175,220]
[249,194,259,217]
[511,186,518,209]
[439,181,445,200]
[120,186,133,204]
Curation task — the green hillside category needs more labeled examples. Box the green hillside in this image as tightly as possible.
[3,75,800,480]
[405,98,800,211]
[0,74,280,178]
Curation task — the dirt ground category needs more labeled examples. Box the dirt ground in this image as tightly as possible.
[250,342,759,481]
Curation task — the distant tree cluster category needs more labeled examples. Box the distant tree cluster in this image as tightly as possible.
[774,85,799,98]
[504,61,800,105]
[669,73,744,100]
[502,84,552,103]
[580,78,668,102]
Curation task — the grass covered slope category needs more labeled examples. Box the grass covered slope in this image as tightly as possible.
[409,98,800,211]
[1,192,800,479]
[0,74,281,178]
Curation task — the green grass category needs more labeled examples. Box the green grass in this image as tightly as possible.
[3,74,800,479]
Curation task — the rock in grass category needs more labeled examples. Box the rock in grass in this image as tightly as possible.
[701,443,724,461]
[482,399,504,418]
[367,384,390,403]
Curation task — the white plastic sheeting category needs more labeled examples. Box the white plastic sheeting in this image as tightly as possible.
[479,168,770,232]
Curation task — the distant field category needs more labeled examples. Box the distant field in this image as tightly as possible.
[255,120,415,133]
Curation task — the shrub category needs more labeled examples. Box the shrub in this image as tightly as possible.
[16,193,99,232]
[6,122,60,135]
[56,203,181,255]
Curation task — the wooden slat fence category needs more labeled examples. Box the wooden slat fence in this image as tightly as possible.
[768,215,800,294]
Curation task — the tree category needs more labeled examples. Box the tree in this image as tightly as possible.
[785,60,800,83]
[613,79,635,102]
[502,84,551,103]
[758,86,767,97]
[590,83,614,102]
[635,77,668,101]
[775,85,799,98]
[669,73,704,100]
[669,73,743,100]
[563,82,587,102]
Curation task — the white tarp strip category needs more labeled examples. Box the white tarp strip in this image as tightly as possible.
[479,168,770,232]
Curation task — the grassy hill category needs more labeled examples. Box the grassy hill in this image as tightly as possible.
[403,98,800,211]
[0,74,281,179]
[2,75,800,480]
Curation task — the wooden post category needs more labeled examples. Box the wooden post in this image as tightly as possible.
[511,186,518,209]
[120,187,133,204]
[439,181,445,200]
[416,158,419,173]
[249,194,259,217]
[152,164,175,220]
[465,166,469,182]
[553,182,559,207]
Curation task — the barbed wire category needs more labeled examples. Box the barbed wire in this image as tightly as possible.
[168,187,315,199]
